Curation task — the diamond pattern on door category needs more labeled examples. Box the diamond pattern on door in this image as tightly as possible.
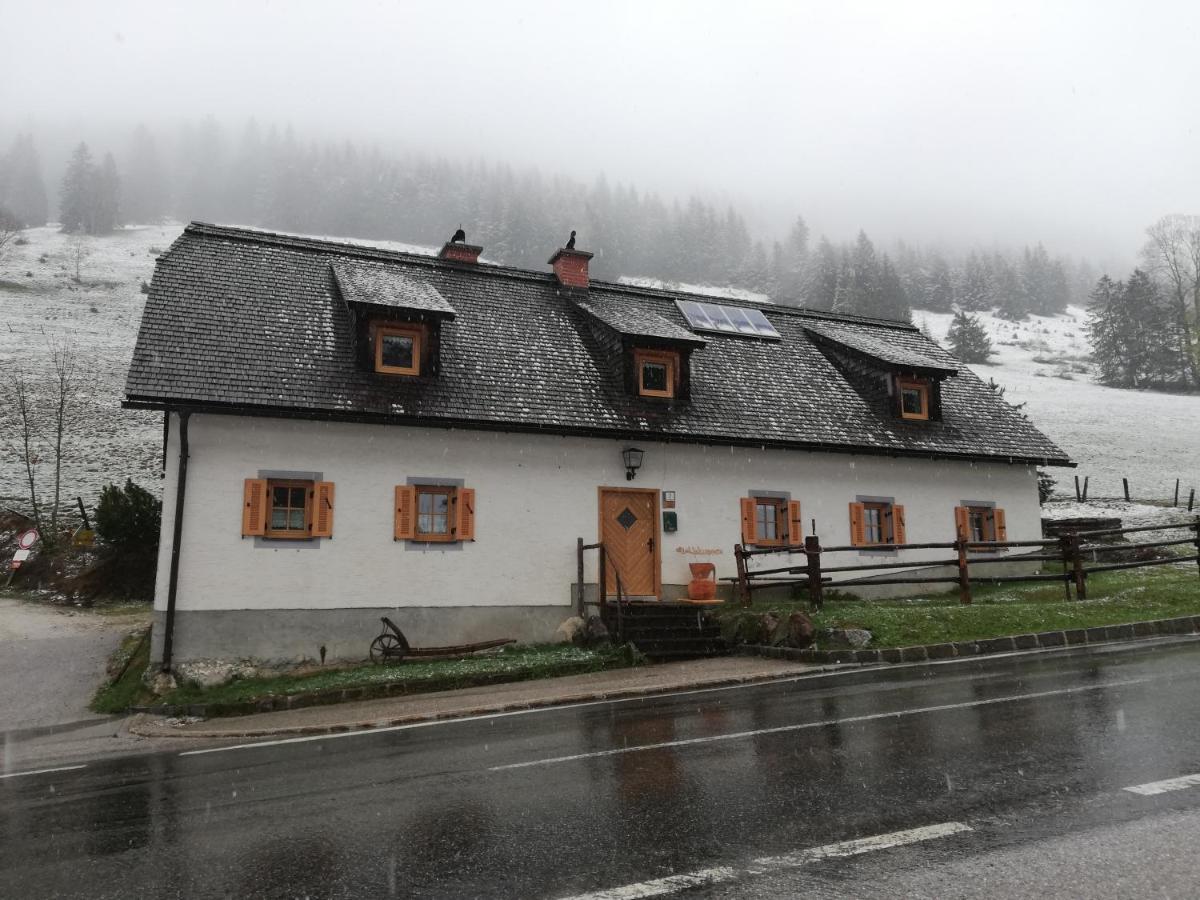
[616,507,638,530]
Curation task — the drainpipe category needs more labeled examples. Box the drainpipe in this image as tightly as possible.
[160,410,190,672]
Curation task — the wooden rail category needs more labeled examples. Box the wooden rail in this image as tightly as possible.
[733,517,1200,609]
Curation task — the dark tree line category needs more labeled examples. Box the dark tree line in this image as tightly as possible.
[1087,271,1191,390]
[1,121,1098,324]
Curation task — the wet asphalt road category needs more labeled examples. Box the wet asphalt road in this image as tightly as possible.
[5,639,1200,899]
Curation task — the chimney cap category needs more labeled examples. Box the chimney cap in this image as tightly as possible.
[547,247,594,266]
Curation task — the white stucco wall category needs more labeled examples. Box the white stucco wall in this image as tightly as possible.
[154,413,1044,615]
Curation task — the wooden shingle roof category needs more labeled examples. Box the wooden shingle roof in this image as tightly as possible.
[124,223,1072,466]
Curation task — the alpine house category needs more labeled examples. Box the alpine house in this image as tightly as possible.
[125,223,1072,667]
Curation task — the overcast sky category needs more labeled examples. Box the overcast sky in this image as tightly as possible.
[5,0,1198,263]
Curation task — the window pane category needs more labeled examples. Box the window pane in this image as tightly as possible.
[642,362,668,393]
[756,502,777,540]
[432,494,449,515]
[290,487,306,508]
[270,508,287,529]
[272,486,288,507]
[417,514,433,534]
[381,334,415,369]
[418,492,433,514]
[902,387,924,415]
[864,508,881,543]
[288,508,305,530]
[432,514,448,534]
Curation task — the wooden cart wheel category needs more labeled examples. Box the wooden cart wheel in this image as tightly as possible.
[370,633,405,663]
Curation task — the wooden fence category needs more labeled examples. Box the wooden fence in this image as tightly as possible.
[1070,474,1196,510]
[733,518,1200,609]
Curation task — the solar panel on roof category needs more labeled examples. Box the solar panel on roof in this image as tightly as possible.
[676,300,780,340]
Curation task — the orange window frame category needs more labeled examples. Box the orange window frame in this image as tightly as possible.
[967,507,996,543]
[374,323,424,376]
[898,377,930,420]
[634,349,678,399]
[753,497,787,547]
[862,501,893,545]
[413,484,456,543]
[264,479,313,540]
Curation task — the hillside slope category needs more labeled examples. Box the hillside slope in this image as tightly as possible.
[916,308,1200,501]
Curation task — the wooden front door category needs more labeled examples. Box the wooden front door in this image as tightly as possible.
[599,487,660,598]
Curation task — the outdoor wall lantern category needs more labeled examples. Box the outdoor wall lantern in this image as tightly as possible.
[622,447,645,481]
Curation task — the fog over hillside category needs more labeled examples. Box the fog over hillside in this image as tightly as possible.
[4,0,1198,266]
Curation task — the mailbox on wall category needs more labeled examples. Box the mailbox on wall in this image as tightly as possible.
[662,511,678,532]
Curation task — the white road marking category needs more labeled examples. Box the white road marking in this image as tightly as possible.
[1124,773,1200,796]
[0,764,87,780]
[559,822,972,900]
[490,678,1148,771]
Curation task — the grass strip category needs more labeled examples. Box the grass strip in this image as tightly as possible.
[718,566,1200,649]
[91,629,155,713]
[159,643,640,711]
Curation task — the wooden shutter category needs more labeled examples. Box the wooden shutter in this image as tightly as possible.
[892,505,907,545]
[739,497,758,545]
[849,502,866,547]
[787,500,804,546]
[394,485,416,540]
[311,481,335,538]
[954,506,970,540]
[993,508,1008,542]
[456,487,476,541]
[242,478,268,537]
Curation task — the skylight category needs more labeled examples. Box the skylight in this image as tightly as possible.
[676,300,781,340]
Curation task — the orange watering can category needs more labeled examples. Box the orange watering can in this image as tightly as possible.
[687,562,718,602]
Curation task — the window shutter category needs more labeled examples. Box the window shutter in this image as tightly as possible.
[993,508,1008,542]
[954,506,970,540]
[739,497,758,545]
[242,478,268,537]
[394,485,416,540]
[892,505,907,545]
[787,500,803,546]
[849,502,866,547]
[311,481,335,538]
[456,487,476,541]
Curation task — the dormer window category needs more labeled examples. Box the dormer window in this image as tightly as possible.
[898,377,930,420]
[375,324,424,376]
[635,349,678,399]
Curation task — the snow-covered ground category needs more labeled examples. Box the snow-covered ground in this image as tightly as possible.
[914,307,1200,504]
[0,224,175,506]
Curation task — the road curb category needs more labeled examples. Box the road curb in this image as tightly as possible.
[737,614,1200,665]
[126,666,820,739]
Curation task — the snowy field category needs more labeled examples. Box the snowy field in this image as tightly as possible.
[914,307,1200,504]
[1,223,1196,516]
[0,224,175,507]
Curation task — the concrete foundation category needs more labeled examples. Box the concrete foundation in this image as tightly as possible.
[152,604,573,666]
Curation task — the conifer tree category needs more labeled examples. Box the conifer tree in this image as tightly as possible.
[947,310,994,363]
[0,134,49,227]
[59,143,97,234]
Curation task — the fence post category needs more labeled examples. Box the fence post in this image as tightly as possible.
[1069,533,1087,600]
[1190,489,1195,513]
[734,543,750,608]
[1058,534,1072,602]
[576,537,585,617]
[1175,479,1181,507]
[804,534,823,610]
[598,544,608,610]
[1194,516,1200,582]
[1123,478,1130,502]
[1083,476,1089,501]
[955,529,972,605]
[1074,475,1081,501]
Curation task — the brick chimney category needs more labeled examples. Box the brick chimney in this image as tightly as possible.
[439,242,482,264]
[548,247,593,289]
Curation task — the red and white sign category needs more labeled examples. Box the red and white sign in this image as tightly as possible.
[17,530,38,550]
